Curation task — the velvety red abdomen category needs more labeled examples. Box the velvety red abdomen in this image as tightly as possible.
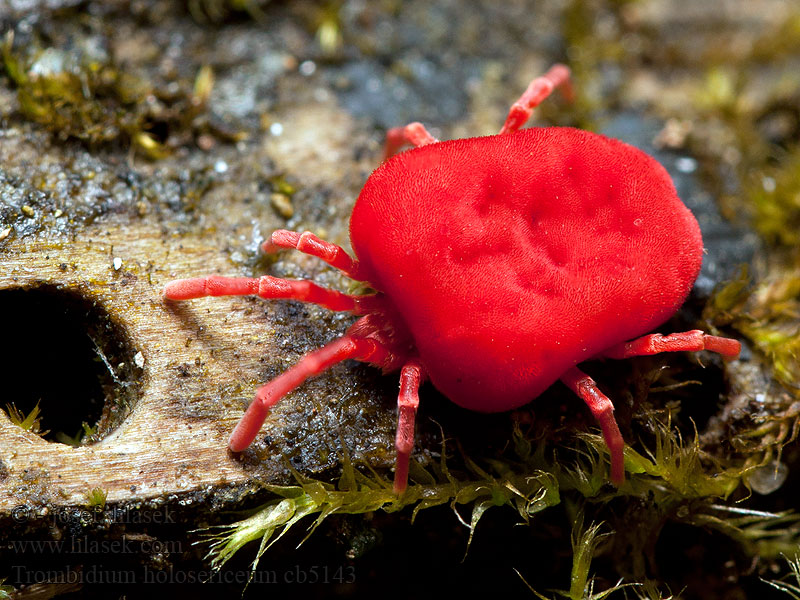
[349,127,703,412]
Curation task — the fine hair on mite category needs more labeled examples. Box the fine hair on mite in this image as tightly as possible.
[163,64,741,494]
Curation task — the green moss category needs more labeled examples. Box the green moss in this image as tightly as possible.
[198,414,797,586]
[3,32,142,145]
[0,578,15,600]
[745,146,800,249]
[762,555,800,598]
[560,0,634,125]
[518,520,629,600]
[84,487,108,509]
[314,2,345,55]
[199,433,560,578]
[268,174,298,197]
[687,508,800,561]
[186,0,270,23]
[55,422,98,447]
[5,401,48,436]
[709,270,800,414]
[1,30,221,159]
[749,13,800,63]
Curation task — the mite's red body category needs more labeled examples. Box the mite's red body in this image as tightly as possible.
[351,128,703,412]
[164,65,740,493]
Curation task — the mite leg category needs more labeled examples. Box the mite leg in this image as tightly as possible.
[393,360,424,495]
[597,330,741,361]
[499,63,574,135]
[228,336,377,452]
[560,366,625,484]
[383,122,439,160]
[163,274,378,314]
[263,230,364,281]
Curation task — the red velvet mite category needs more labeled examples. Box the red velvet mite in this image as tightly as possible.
[164,65,741,494]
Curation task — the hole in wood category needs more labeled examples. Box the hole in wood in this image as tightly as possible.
[0,284,142,445]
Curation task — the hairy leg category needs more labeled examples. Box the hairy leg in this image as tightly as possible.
[263,230,363,280]
[393,360,424,494]
[383,122,439,160]
[499,63,574,135]
[228,336,378,452]
[597,330,741,360]
[163,274,378,313]
[560,366,625,484]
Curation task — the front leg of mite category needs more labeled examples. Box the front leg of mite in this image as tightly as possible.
[393,359,425,494]
[264,230,365,281]
[164,274,369,312]
[383,122,439,160]
[560,366,626,485]
[499,64,574,135]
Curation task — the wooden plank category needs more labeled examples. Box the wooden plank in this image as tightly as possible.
[0,223,397,511]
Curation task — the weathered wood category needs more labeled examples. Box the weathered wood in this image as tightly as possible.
[0,222,399,511]
[0,99,400,513]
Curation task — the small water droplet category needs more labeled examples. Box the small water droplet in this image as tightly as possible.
[299,60,317,76]
[675,157,697,173]
[746,461,788,495]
